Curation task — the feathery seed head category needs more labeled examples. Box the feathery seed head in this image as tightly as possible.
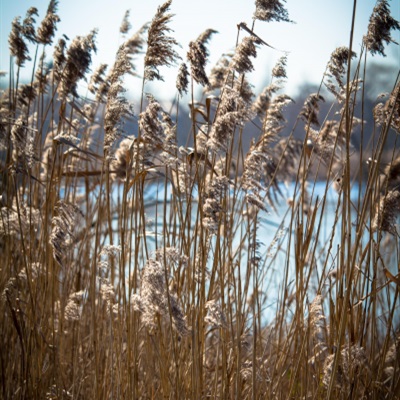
[100,244,122,258]
[155,247,188,268]
[373,83,400,133]
[206,53,232,93]
[135,257,189,336]
[88,63,108,96]
[65,291,85,321]
[53,38,66,78]
[272,55,288,79]
[125,23,148,55]
[9,17,31,67]
[252,86,272,119]
[58,30,97,99]
[205,300,228,328]
[263,93,293,136]
[187,29,217,87]
[273,137,303,179]
[103,43,134,150]
[50,201,82,267]
[230,36,258,75]
[139,96,164,150]
[104,84,133,151]
[17,84,37,108]
[22,7,38,44]
[121,23,148,78]
[308,120,346,162]
[160,112,179,165]
[187,41,209,86]
[208,111,242,152]
[109,44,132,85]
[372,190,400,234]
[144,0,181,82]
[384,333,400,370]
[309,295,328,352]
[207,86,251,152]
[0,207,27,237]
[381,155,400,191]
[202,176,229,233]
[364,0,400,56]
[34,52,51,93]
[11,116,36,168]
[300,93,325,127]
[111,138,133,181]
[322,345,368,391]
[253,0,293,23]
[176,62,189,96]
[327,46,357,89]
[120,10,132,35]
[235,76,255,105]
[36,0,60,45]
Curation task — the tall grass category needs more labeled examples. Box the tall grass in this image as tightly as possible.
[1,0,400,398]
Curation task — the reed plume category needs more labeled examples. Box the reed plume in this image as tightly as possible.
[271,55,288,79]
[9,17,31,67]
[58,30,97,99]
[323,345,369,395]
[372,190,400,234]
[139,96,164,151]
[326,46,357,92]
[22,7,38,44]
[144,0,181,82]
[132,257,189,336]
[119,10,132,35]
[104,44,133,151]
[10,116,36,168]
[202,175,229,234]
[230,36,258,75]
[300,93,325,127]
[252,84,273,119]
[88,63,108,99]
[50,201,82,267]
[205,299,228,328]
[36,0,60,45]
[187,29,217,87]
[364,0,400,56]
[124,23,149,72]
[52,38,66,79]
[206,53,232,93]
[176,62,189,96]
[374,82,400,133]
[207,86,248,152]
[308,295,328,366]
[253,0,292,23]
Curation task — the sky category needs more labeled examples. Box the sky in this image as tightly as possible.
[0,0,399,101]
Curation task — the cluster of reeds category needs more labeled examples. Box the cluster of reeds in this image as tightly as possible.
[1,0,400,398]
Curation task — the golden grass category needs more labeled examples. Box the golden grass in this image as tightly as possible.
[1,0,400,398]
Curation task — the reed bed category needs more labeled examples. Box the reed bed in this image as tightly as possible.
[1,0,400,398]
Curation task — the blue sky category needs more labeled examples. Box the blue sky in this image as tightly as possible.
[0,0,399,100]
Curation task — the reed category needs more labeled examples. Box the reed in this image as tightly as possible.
[1,0,399,398]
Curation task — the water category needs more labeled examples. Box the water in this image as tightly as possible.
[115,179,398,325]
